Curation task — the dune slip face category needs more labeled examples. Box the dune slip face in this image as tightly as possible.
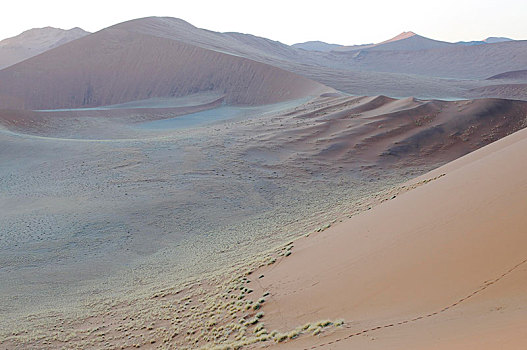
[0,23,332,110]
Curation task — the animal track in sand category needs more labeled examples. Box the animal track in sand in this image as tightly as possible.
[304,256,527,349]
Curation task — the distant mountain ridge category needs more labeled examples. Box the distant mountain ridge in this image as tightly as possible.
[484,37,514,43]
[0,27,89,69]
[292,41,344,52]
[293,32,517,52]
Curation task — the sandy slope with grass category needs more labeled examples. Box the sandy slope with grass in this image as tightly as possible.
[246,123,527,349]
[1,95,527,349]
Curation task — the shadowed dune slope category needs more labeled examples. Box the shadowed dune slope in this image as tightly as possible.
[110,17,310,66]
[0,26,331,110]
[0,27,89,70]
[247,96,527,170]
[487,69,527,81]
[251,123,527,349]
[468,84,527,101]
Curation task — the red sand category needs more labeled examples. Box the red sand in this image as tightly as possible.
[250,125,527,349]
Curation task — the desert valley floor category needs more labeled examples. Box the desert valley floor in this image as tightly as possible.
[2,93,527,349]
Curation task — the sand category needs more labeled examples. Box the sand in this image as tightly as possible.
[2,94,527,349]
[3,17,527,110]
[0,26,331,110]
[245,123,527,349]
[0,27,89,69]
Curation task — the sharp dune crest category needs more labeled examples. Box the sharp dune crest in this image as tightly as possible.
[379,31,417,43]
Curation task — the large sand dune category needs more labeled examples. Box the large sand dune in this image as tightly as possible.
[329,40,527,79]
[91,18,527,100]
[0,24,331,110]
[249,121,527,349]
[336,32,455,52]
[110,17,309,67]
[1,17,525,106]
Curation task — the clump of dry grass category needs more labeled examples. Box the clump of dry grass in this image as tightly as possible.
[2,225,350,350]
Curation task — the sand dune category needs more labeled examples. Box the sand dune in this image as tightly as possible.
[244,95,527,170]
[487,69,527,81]
[1,16,527,350]
[99,18,527,99]
[2,94,526,350]
[0,24,331,110]
[300,31,455,53]
[294,33,515,53]
[468,84,527,101]
[117,19,527,101]
[3,95,526,166]
[329,40,527,79]
[344,32,455,52]
[292,41,344,52]
[249,122,527,349]
[106,17,309,68]
[0,27,89,69]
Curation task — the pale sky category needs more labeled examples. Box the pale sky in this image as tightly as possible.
[1,0,526,45]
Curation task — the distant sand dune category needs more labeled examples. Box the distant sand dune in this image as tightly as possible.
[244,95,527,170]
[0,27,89,69]
[487,69,527,81]
[468,84,527,100]
[0,26,331,110]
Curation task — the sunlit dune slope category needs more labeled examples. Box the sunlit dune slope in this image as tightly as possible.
[251,124,527,349]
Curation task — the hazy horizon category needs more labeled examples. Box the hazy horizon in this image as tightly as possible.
[1,0,526,45]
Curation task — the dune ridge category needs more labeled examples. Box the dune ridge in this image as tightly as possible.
[1,17,526,106]
[0,25,331,110]
[0,26,89,69]
[487,69,527,81]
